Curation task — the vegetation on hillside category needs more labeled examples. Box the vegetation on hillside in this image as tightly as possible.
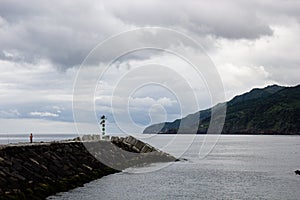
[143,85,300,134]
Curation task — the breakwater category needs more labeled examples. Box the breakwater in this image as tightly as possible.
[0,136,176,199]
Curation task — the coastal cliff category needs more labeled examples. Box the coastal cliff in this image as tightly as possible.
[144,84,300,134]
[0,136,176,199]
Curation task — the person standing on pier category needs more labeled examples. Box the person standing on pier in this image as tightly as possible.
[30,133,33,143]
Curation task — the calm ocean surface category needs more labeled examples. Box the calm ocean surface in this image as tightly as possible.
[46,135,300,200]
[0,133,78,144]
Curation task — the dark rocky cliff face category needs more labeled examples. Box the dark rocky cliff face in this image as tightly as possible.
[0,136,176,199]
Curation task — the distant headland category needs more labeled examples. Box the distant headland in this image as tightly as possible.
[144,84,300,135]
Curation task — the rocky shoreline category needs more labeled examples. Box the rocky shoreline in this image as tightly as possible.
[0,136,176,199]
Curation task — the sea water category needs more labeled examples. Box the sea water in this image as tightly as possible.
[46,135,300,199]
[0,133,78,144]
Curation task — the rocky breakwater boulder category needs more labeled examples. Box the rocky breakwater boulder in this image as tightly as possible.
[0,136,177,199]
[0,141,119,200]
[110,136,177,168]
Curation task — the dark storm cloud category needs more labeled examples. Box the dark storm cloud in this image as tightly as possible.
[1,0,299,68]
[106,0,274,39]
[0,0,128,68]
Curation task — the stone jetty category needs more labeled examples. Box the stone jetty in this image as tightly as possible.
[0,136,176,199]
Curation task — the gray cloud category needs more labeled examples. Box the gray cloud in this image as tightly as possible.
[106,0,274,39]
[0,0,128,67]
[1,0,299,68]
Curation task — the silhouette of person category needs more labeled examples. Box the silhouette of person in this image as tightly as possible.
[30,133,33,143]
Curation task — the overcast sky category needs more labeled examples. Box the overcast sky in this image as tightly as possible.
[0,0,299,134]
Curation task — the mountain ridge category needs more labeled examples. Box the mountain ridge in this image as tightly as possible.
[143,84,300,135]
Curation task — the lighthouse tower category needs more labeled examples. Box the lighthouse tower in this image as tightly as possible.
[99,115,106,139]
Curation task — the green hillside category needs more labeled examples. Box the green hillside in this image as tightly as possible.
[143,84,300,134]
